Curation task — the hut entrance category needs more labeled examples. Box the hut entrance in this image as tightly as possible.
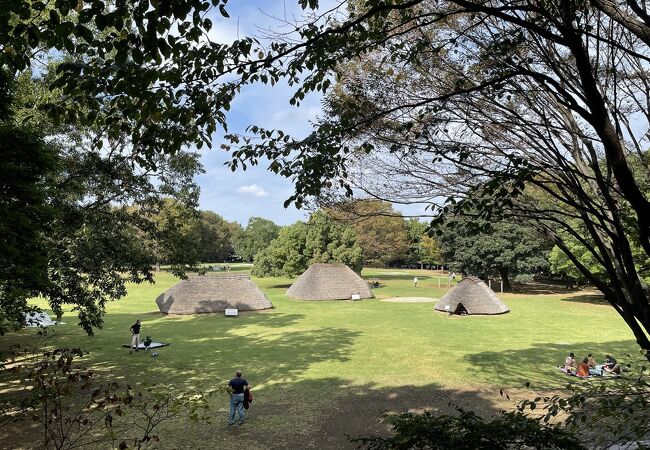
[454,303,469,316]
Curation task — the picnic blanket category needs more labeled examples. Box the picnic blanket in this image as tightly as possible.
[122,342,170,350]
[556,366,621,379]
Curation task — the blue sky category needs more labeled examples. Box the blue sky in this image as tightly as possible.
[195,1,322,226]
[195,1,428,225]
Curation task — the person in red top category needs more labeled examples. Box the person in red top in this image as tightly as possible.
[576,357,590,377]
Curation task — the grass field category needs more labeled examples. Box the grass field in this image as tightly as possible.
[0,268,639,449]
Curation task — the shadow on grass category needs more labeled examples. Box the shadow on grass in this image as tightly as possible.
[559,294,609,306]
[465,339,638,386]
[510,281,579,295]
[267,283,292,289]
[0,376,511,450]
[235,379,507,450]
[362,274,435,281]
[0,310,360,401]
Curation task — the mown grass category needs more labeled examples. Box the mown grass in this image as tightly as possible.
[0,268,639,449]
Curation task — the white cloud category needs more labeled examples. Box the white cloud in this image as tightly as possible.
[237,184,269,197]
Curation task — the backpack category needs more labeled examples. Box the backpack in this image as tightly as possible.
[243,388,253,410]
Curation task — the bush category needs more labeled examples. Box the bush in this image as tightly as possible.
[352,408,584,450]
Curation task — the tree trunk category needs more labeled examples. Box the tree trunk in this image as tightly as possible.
[498,268,511,292]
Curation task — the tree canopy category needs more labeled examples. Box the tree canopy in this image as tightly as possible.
[0,0,229,332]
[436,215,550,291]
[327,200,409,266]
[405,219,442,268]
[218,0,650,355]
[233,217,281,262]
[252,211,363,277]
[198,211,240,263]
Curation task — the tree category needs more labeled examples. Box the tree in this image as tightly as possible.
[436,215,550,291]
[405,219,442,268]
[198,211,240,263]
[327,200,409,266]
[149,199,203,271]
[1,1,231,333]
[221,1,650,355]
[420,235,442,268]
[0,92,56,330]
[233,217,281,262]
[252,211,363,277]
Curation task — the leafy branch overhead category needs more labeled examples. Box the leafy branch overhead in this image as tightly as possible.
[216,0,650,357]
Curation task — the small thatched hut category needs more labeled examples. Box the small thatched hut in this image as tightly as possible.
[286,262,374,301]
[155,273,272,314]
[434,276,509,315]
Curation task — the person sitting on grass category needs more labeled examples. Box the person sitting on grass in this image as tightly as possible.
[576,357,591,378]
[562,352,576,373]
[602,354,621,374]
[587,353,597,368]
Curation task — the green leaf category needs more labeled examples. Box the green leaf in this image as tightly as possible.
[75,24,93,44]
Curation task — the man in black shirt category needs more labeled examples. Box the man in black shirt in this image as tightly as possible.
[603,354,621,374]
[227,370,249,425]
[129,320,141,353]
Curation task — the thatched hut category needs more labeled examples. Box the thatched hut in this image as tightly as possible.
[434,276,509,315]
[286,262,374,300]
[155,273,272,314]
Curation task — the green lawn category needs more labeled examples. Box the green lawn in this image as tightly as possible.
[0,268,639,449]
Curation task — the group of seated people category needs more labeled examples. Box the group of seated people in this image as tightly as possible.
[561,352,622,377]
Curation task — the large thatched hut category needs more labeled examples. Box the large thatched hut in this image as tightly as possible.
[155,273,272,314]
[286,262,374,301]
[434,276,509,315]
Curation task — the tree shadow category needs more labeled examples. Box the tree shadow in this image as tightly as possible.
[0,310,359,397]
[362,274,435,281]
[0,375,514,450]
[464,339,639,386]
[559,294,609,306]
[509,281,579,295]
[173,379,511,450]
[267,283,292,289]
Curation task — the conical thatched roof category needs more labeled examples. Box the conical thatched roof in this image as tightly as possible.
[434,276,509,315]
[155,273,272,314]
[286,263,374,301]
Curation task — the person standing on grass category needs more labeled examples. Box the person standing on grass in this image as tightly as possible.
[227,370,250,425]
[413,276,418,288]
[129,319,141,353]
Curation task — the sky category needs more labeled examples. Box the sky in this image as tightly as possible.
[194,0,324,226]
[195,1,428,226]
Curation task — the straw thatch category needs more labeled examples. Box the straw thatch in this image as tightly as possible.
[24,312,59,327]
[155,273,272,314]
[434,276,509,315]
[286,262,374,300]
